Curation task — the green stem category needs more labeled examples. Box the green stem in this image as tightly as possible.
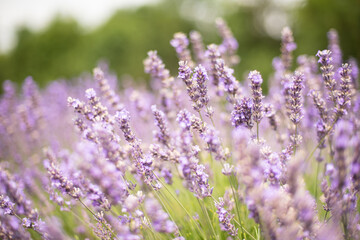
[315,160,320,201]
[229,175,245,239]
[210,195,256,240]
[152,188,184,239]
[324,210,329,222]
[14,213,43,237]
[256,122,259,142]
[154,173,206,238]
[305,119,338,163]
[79,199,118,240]
[198,198,219,240]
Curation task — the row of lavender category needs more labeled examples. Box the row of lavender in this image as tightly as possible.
[0,18,359,240]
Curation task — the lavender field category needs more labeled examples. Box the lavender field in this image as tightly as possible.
[0,19,359,240]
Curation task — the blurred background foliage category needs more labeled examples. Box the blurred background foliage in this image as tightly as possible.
[0,0,359,90]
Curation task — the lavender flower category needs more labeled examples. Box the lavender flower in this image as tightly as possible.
[144,50,171,83]
[222,163,234,176]
[205,44,222,88]
[309,90,328,123]
[170,32,193,67]
[317,49,337,104]
[44,149,81,199]
[215,197,238,237]
[262,150,282,186]
[0,195,15,215]
[335,63,352,118]
[216,18,238,55]
[151,105,171,146]
[93,67,123,112]
[145,197,177,233]
[281,27,297,71]
[190,31,206,65]
[288,71,304,125]
[327,29,342,69]
[231,97,253,129]
[264,103,278,131]
[115,109,158,188]
[249,70,264,124]
[192,64,210,109]
[215,58,239,97]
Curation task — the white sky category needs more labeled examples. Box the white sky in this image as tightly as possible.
[0,0,157,53]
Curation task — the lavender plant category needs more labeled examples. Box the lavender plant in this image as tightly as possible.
[0,19,359,240]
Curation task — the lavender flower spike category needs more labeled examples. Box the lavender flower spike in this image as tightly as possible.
[193,64,210,110]
[0,195,15,215]
[190,31,206,65]
[317,49,337,104]
[327,29,342,69]
[281,27,297,71]
[215,197,238,237]
[231,97,253,129]
[289,71,304,125]
[215,18,239,66]
[249,70,264,124]
[44,149,81,199]
[170,32,193,67]
[335,63,352,118]
[151,105,171,146]
[144,50,173,89]
[205,44,222,88]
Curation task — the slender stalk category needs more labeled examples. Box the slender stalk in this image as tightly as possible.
[294,124,298,154]
[314,160,320,201]
[305,119,338,163]
[206,106,216,127]
[154,172,206,238]
[79,199,118,240]
[324,210,329,222]
[210,195,256,240]
[197,198,219,240]
[152,188,184,239]
[256,122,260,142]
[13,213,43,237]
[229,175,245,239]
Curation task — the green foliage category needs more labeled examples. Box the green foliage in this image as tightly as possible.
[295,0,360,62]
[0,0,359,90]
[0,4,195,88]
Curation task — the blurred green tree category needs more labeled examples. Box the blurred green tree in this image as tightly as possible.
[0,0,359,91]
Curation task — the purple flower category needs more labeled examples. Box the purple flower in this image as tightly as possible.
[221,163,233,176]
[262,151,282,186]
[317,49,337,104]
[335,63,352,117]
[231,97,253,129]
[0,195,15,215]
[281,27,297,70]
[215,58,239,97]
[170,32,193,67]
[144,50,170,82]
[190,31,206,65]
[176,109,192,131]
[85,88,97,99]
[288,71,304,125]
[215,197,238,237]
[327,29,342,68]
[193,64,210,109]
[205,44,222,88]
[151,105,171,146]
[249,70,264,123]
[45,150,82,199]
[145,198,177,233]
